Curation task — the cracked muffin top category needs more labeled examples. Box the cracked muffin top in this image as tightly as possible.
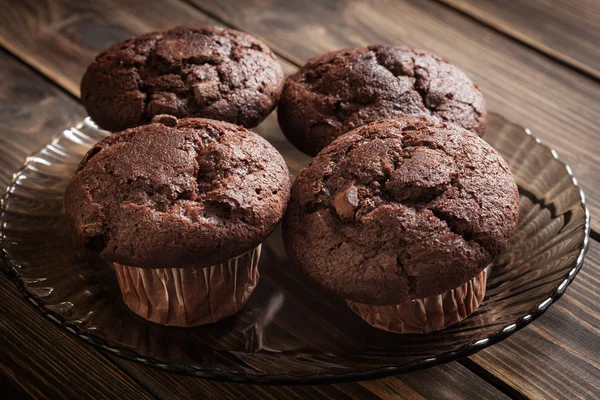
[283,117,518,305]
[278,45,487,156]
[81,25,284,132]
[65,116,290,269]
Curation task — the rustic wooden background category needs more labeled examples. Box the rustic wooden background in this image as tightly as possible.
[0,0,598,399]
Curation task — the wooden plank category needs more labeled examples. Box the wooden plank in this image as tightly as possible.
[470,240,600,399]
[0,275,153,399]
[0,47,153,400]
[362,364,509,400]
[0,0,299,98]
[438,0,600,79]
[188,0,600,233]
[0,0,217,97]
[182,0,600,397]
[0,48,85,190]
[111,357,509,400]
[0,1,508,399]
[0,0,305,174]
[112,357,387,400]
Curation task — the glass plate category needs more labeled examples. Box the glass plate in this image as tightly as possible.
[0,113,590,384]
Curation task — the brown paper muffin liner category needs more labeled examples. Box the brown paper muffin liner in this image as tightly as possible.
[347,267,489,334]
[113,245,261,327]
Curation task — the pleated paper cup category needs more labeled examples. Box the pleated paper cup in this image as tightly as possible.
[347,267,489,334]
[113,245,261,327]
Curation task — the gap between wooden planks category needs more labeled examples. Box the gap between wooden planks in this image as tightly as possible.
[1,0,598,234]
[185,0,600,235]
[0,0,598,398]
[0,3,509,400]
[437,0,600,81]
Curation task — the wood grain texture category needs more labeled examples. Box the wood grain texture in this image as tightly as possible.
[0,2,507,399]
[0,48,85,190]
[0,0,306,176]
[470,240,600,399]
[438,0,600,79]
[0,48,152,400]
[0,0,298,97]
[184,0,600,397]
[111,357,509,400]
[0,0,216,96]
[189,0,600,233]
[0,275,152,400]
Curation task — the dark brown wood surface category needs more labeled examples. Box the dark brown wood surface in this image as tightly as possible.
[0,0,209,96]
[470,241,600,399]
[111,355,509,400]
[0,0,598,399]
[439,0,600,79]
[0,49,85,190]
[0,41,508,400]
[0,271,507,400]
[0,272,153,400]
[189,0,600,233]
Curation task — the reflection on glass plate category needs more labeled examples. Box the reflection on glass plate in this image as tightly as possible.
[0,114,590,383]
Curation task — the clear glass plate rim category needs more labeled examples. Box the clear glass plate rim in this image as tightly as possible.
[0,113,592,384]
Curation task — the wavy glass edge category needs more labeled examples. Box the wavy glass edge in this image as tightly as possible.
[0,115,591,384]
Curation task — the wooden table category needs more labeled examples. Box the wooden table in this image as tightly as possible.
[0,1,598,398]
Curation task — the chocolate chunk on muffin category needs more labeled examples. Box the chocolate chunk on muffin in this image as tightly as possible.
[81,25,284,132]
[65,117,290,326]
[283,117,518,332]
[278,45,487,156]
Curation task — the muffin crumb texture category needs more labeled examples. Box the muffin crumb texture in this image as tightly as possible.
[65,118,290,269]
[82,25,284,131]
[283,118,519,305]
[278,45,487,156]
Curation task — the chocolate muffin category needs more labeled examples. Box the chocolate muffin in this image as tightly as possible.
[81,25,284,132]
[65,116,290,326]
[283,117,519,333]
[278,45,487,156]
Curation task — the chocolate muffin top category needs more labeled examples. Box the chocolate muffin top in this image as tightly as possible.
[278,45,487,156]
[283,117,518,305]
[81,25,284,132]
[65,116,290,269]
